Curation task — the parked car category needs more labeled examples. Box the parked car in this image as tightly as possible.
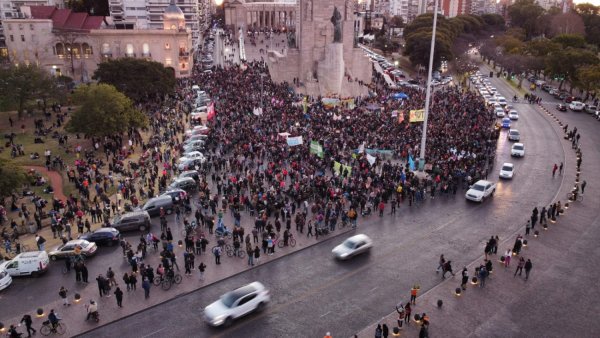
[160,189,187,203]
[584,104,598,114]
[0,268,11,290]
[142,195,175,217]
[49,239,97,261]
[79,227,121,246]
[331,234,373,260]
[179,170,200,181]
[169,177,197,192]
[499,162,515,179]
[508,129,520,141]
[556,103,567,112]
[569,101,584,112]
[495,107,505,118]
[0,251,50,277]
[177,157,206,171]
[177,151,205,163]
[465,180,496,202]
[511,143,525,157]
[203,281,270,327]
[110,210,151,232]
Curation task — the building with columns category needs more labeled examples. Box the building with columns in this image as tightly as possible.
[4,1,193,79]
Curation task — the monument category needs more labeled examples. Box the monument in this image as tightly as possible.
[225,0,371,97]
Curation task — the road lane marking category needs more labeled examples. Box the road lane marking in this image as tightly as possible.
[320,311,331,318]
[141,328,166,338]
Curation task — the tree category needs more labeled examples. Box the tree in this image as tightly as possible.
[403,31,453,69]
[552,34,586,49]
[508,0,545,39]
[389,15,404,29]
[545,48,599,90]
[66,83,148,137]
[576,64,600,100]
[524,39,561,57]
[548,13,586,37]
[0,158,28,199]
[92,58,176,103]
[576,3,599,16]
[0,65,57,119]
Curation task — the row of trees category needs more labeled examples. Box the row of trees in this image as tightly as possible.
[402,13,505,70]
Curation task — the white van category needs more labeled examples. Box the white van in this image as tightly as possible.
[0,251,50,277]
[0,268,12,290]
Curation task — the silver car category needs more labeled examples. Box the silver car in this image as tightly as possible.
[204,281,270,327]
[332,234,373,260]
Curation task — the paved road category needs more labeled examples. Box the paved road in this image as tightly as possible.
[82,82,566,337]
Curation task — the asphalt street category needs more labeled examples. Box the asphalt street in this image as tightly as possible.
[81,79,567,337]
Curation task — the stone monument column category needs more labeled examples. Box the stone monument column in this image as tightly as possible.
[317,6,344,95]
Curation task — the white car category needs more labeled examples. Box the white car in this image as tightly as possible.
[204,281,270,327]
[508,129,520,141]
[465,180,496,202]
[508,110,519,120]
[496,96,507,106]
[495,107,505,117]
[0,268,12,291]
[499,162,515,179]
[332,234,373,260]
[511,143,525,157]
[569,101,584,112]
[178,151,204,163]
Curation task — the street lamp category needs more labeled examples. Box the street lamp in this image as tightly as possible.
[418,0,440,171]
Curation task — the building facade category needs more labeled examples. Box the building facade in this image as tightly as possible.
[4,3,193,79]
[108,0,206,46]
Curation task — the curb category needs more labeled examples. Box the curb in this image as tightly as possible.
[74,226,355,337]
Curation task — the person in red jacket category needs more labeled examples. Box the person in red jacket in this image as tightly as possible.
[378,201,385,217]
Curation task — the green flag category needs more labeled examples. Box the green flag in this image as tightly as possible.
[310,140,324,158]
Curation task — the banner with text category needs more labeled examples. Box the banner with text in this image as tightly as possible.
[409,109,425,123]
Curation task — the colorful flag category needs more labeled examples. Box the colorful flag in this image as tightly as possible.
[310,140,324,158]
[207,102,216,121]
[409,109,425,122]
[366,153,376,166]
[408,155,416,171]
[398,111,405,124]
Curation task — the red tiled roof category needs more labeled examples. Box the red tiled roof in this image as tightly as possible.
[29,5,56,19]
[29,6,104,31]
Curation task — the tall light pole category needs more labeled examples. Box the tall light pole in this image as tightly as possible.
[418,0,439,171]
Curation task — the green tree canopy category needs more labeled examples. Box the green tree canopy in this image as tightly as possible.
[66,83,148,137]
[545,48,599,88]
[576,64,600,95]
[0,158,28,199]
[0,65,58,118]
[552,34,587,49]
[92,58,176,103]
[508,0,545,39]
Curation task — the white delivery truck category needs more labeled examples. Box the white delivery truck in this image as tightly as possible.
[0,251,50,277]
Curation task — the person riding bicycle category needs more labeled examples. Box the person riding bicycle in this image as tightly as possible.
[165,266,175,280]
[513,95,518,102]
[85,300,98,320]
[156,264,165,279]
[283,229,289,246]
[48,309,61,330]
[217,236,225,248]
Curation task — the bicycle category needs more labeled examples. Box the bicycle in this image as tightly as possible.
[40,321,66,336]
[153,270,182,290]
[226,245,246,258]
[566,191,583,202]
[278,234,297,248]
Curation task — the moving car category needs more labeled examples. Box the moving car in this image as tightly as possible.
[508,129,520,141]
[556,103,567,112]
[204,281,270,327]
[169,177,198,191]
[0,251,49,277]
[110,210,151,232]
[569,101,584,112]
[508,110,519,120]
[465,180,496,202]
[495,107,505,118]
[501,117,511,129]
[49,239,97,261]
[79,227,121,246]
[511,143,525,157]
[499,162,515,179]
[496,96,507,107]
[332,234,373,260]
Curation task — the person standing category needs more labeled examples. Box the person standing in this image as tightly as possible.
[525,220,531,236]
[129,273,138,291]
[504,249,512,268]
[114,286,123,307]
[460,267,469,290]
[436,254,445,273]
[213,245,221,265]
[198,262,206,281]
[81,263,89,283]
[375,324,383,338]
[382,323,389,338]
[395,304,405,329]
[20,314,36,337]
[581,180,587,194]
[254,245,260,265]
[142,277,151,299]
[59,286,70,306]
[552,163,558,178]
[410,285,419,305]
[404,303,412,325]
[514,257,525,277]
[106,267,116,287]
[123,273,130,291]
[35,234,46,251]
[524,259,533,280]
[478,265,488,288]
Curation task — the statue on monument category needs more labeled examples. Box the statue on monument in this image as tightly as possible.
[331,6,342,43]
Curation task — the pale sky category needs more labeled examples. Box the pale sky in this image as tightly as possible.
[574,0,600,5]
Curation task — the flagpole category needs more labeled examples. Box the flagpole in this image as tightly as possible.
[418,0,439,171]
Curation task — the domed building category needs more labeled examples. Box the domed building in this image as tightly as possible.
[163,0,186,31]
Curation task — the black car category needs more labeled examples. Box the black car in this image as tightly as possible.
[79,227,121,246]
[557,104,567,112]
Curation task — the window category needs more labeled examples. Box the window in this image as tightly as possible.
[6,24,11,30]
[142,43,150,56]
[83,43,93,56]
[126,43,134,57]
[29,24,34,30]
[18,23,23,30]
[165,58,172,66]
[55,43,65,57]
[9,35,13,42]
[238,294,257,306]
[164,43,170,50]
[101,43,111,55]
[21,35,25,42]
